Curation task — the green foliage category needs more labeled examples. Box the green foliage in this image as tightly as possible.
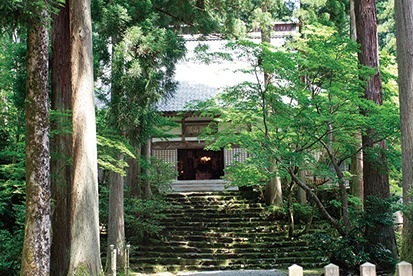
[0,20,26,276]
[123,195,170,244]
[223,159,269,188]
[108,19,185,145]
[141,157,176,193]
[0,140,25,276]
[99,185,171,245]
[377,0,396,54]
[96,109,136,175]
[198,26,399,193]
[297,0,348,34]
[97,134,135,175]
[292,202,314,223]
[194,25,400,265]
[0,204,24,275]
[312,196,400,273]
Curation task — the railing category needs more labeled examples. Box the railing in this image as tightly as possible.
[288,262,412,276]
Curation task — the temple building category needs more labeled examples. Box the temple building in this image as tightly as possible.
[152,23,298,188]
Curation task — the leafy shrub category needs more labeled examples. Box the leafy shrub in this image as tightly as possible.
[311,196,400,274]
[0,182,25,275]
[124,195,171,244]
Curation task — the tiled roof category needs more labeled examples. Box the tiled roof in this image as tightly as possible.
[157,81,222,112]
[156,33,290,112]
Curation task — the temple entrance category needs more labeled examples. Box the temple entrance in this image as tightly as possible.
[177,149,224,180]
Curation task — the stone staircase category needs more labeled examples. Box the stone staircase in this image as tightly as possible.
[131,191,328,273]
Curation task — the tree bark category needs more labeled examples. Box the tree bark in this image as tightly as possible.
[260,9,283,207]
[50,2,73,275]
[395,0,413,263]
[126,152,142,198]
[349,3,364,204]
[68,0,102,273]
[107,156,125,271]
[297,169,307,205]
[354,0,398,261]
[349,0,357,41]
[264,173,282,206]
[21,4,51,275]
[142,140,153,199]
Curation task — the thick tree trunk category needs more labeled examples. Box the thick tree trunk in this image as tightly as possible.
[68,0,102,273]
[126,147,142,198]
[264,174,283,207]
[21,5,51,275]
[108,156,125,271]
[395,0,413,263]
[50,3,73,275]
[354,0,398,262]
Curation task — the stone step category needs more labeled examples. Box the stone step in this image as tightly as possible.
[131,189,329,272]
[132,256,327,267]
[134,245,318,256]
[161,222,284,231]
[144,237,310,248]
[164,208,269,217]
[161,215,274,223]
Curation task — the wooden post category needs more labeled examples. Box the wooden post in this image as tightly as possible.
[325,263,340,276]
[124,244,131,276]
[289,264,303,276]
[396,261,412,276]
[110,244,116,276]
[360,262,376,276]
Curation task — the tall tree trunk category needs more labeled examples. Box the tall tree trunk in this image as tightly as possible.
[349,0,357,41]
[108,155,125,271]
[349,0,364,204]
[50,2,73,275]
[395,0,413,263]
[21,4,51,275]
[68,0,102,273]
[354,0,398,263]
[260,9,283,207]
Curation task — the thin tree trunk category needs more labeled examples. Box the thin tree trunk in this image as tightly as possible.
[350,0,357,41]
[68,0,102,273]
[108,155,125,271]
[142,140,152,199]
[50,2,73,275]
[289,169,346,236]
[21,4,51,275]
[297,169,307,205]
[395,0,413,263]
[260,10,283,207]
[354,0,398,262]
[287,182,295,238]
